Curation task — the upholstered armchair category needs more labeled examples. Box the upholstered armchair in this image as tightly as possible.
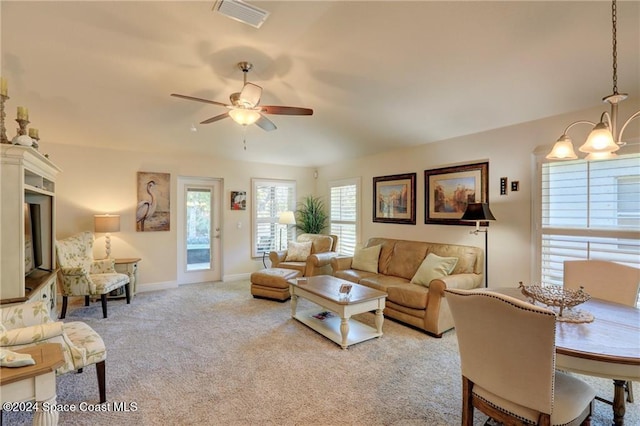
[0,301,106,403]
[269,233,338,276]
[55,231,130,319]
[445,289,595,426]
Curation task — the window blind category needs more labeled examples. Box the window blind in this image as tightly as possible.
[252,179,296,257]
[330,179,359,256]
[540,154,640,286]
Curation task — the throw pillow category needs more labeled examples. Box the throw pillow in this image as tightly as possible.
[285,241,313,262]
[410,253,458,287]
[351,244,382,273]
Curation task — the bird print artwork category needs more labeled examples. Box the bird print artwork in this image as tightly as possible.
[136,172,170,232]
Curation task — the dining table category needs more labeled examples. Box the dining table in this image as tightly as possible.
[491,287,640,425]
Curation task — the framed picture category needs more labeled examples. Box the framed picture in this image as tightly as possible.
[373,173,416,225]
[424,161,488,226]
[231,191,246,210]
[136,171,170,232]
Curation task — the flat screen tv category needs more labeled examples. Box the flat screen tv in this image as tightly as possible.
[24,203,43,276]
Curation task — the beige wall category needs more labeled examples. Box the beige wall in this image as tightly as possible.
[45,144,315,290]
[43,100,639,291]
[316,101,640,288]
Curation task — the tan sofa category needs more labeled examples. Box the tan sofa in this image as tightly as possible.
[330,237,483,337]
[269,233,338,277]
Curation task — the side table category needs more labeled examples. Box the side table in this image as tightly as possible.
[0,343,65,426]
[108,257,141,299]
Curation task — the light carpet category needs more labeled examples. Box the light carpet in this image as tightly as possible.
[3,280,638,426]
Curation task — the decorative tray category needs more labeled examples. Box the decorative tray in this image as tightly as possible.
[518,282,593,323]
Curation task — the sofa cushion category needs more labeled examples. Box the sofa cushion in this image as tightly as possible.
[366,238,397,275]
[352,244,382,273]
[410,253,458,287]
[297,234,334,254]
[386,240,429,280]
[387,283,429,310]
[285,241,312,261]
[359,275,409,292]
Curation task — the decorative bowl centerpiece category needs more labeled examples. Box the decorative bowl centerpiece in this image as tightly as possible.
[518,282,593,323]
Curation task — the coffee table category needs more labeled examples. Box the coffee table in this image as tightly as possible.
[288,275,387,349]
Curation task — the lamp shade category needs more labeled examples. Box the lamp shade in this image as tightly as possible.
[228,108,261,126]
[578,122,620,154]
[278,211,296,225]
[94,214,120,233]
[461,203,496,222]
[546,135,578,160]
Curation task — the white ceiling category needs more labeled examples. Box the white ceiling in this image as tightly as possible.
[2,1,639,167]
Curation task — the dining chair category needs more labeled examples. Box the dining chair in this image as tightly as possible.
[445,288,595,425]
[564,259,640,403]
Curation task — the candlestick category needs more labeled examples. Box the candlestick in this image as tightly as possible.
[17,106,28,121]
[0,94,10,144]
[0,77,7,97]
[28,128,40,150]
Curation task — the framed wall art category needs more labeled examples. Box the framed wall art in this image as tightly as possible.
[136,171,170,232]
[373,172,416,225]
[424,161,488,226]
[231,191,247,210]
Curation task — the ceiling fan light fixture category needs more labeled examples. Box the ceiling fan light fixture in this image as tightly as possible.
[229,108,261,126]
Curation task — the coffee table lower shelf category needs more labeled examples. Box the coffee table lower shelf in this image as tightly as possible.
[293,309,383,349]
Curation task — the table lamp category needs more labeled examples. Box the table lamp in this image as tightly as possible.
[278,211,296,251]
[461,203,496,287]
[94,214,120,259]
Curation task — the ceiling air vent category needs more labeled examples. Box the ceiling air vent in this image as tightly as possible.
[213,0,270,29]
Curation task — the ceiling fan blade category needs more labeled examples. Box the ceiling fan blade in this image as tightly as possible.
[260,105,313,116]
[171,93,229,107]
[200,112,230,125]
[255,114,277,131]
[239,83,262,108]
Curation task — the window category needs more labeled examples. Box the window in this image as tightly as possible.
[251,179,296,257]
[329,178,360,256]
[536,153,640,286]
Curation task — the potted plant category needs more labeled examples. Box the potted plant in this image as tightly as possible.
[295,195,328,234]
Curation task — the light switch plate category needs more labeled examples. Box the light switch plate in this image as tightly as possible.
[500,177,508,195]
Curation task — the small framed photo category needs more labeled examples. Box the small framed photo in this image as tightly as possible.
[231,191,246,210]
[339,284,352,294]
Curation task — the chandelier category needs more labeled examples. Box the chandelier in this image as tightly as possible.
[546,0,640,161]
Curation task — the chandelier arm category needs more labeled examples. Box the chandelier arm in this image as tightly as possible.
[563,120,596,135]
[617,110,640,144]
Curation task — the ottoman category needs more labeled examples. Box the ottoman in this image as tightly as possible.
[251,268,302,301]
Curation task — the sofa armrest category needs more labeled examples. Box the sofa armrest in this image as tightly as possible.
[330,256,353,272]
[430,273,483,293]
[0,322,64,346]
[269,250,287,267]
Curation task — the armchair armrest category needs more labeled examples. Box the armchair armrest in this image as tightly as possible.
[308,252,339,267]
[269,250,287,267]
[61,266,88,276]
[0,322,64,346]
[330,256,353,272]
[91,259,116,274]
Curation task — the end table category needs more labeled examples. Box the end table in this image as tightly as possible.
[108,257,141,299]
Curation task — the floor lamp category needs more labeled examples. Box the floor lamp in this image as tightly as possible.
[278,211,296,251]
[461,203,496,288]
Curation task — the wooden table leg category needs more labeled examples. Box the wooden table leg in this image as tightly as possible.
[375,308,384,335]
[613,379,627,426]
[340,317,349,349]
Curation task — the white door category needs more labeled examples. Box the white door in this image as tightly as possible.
[177,177,222,284]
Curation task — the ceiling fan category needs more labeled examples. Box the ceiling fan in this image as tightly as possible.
[171,61,313,131]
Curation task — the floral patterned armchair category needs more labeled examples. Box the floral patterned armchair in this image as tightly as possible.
[0,301,107,403]
[55,231,130,319]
